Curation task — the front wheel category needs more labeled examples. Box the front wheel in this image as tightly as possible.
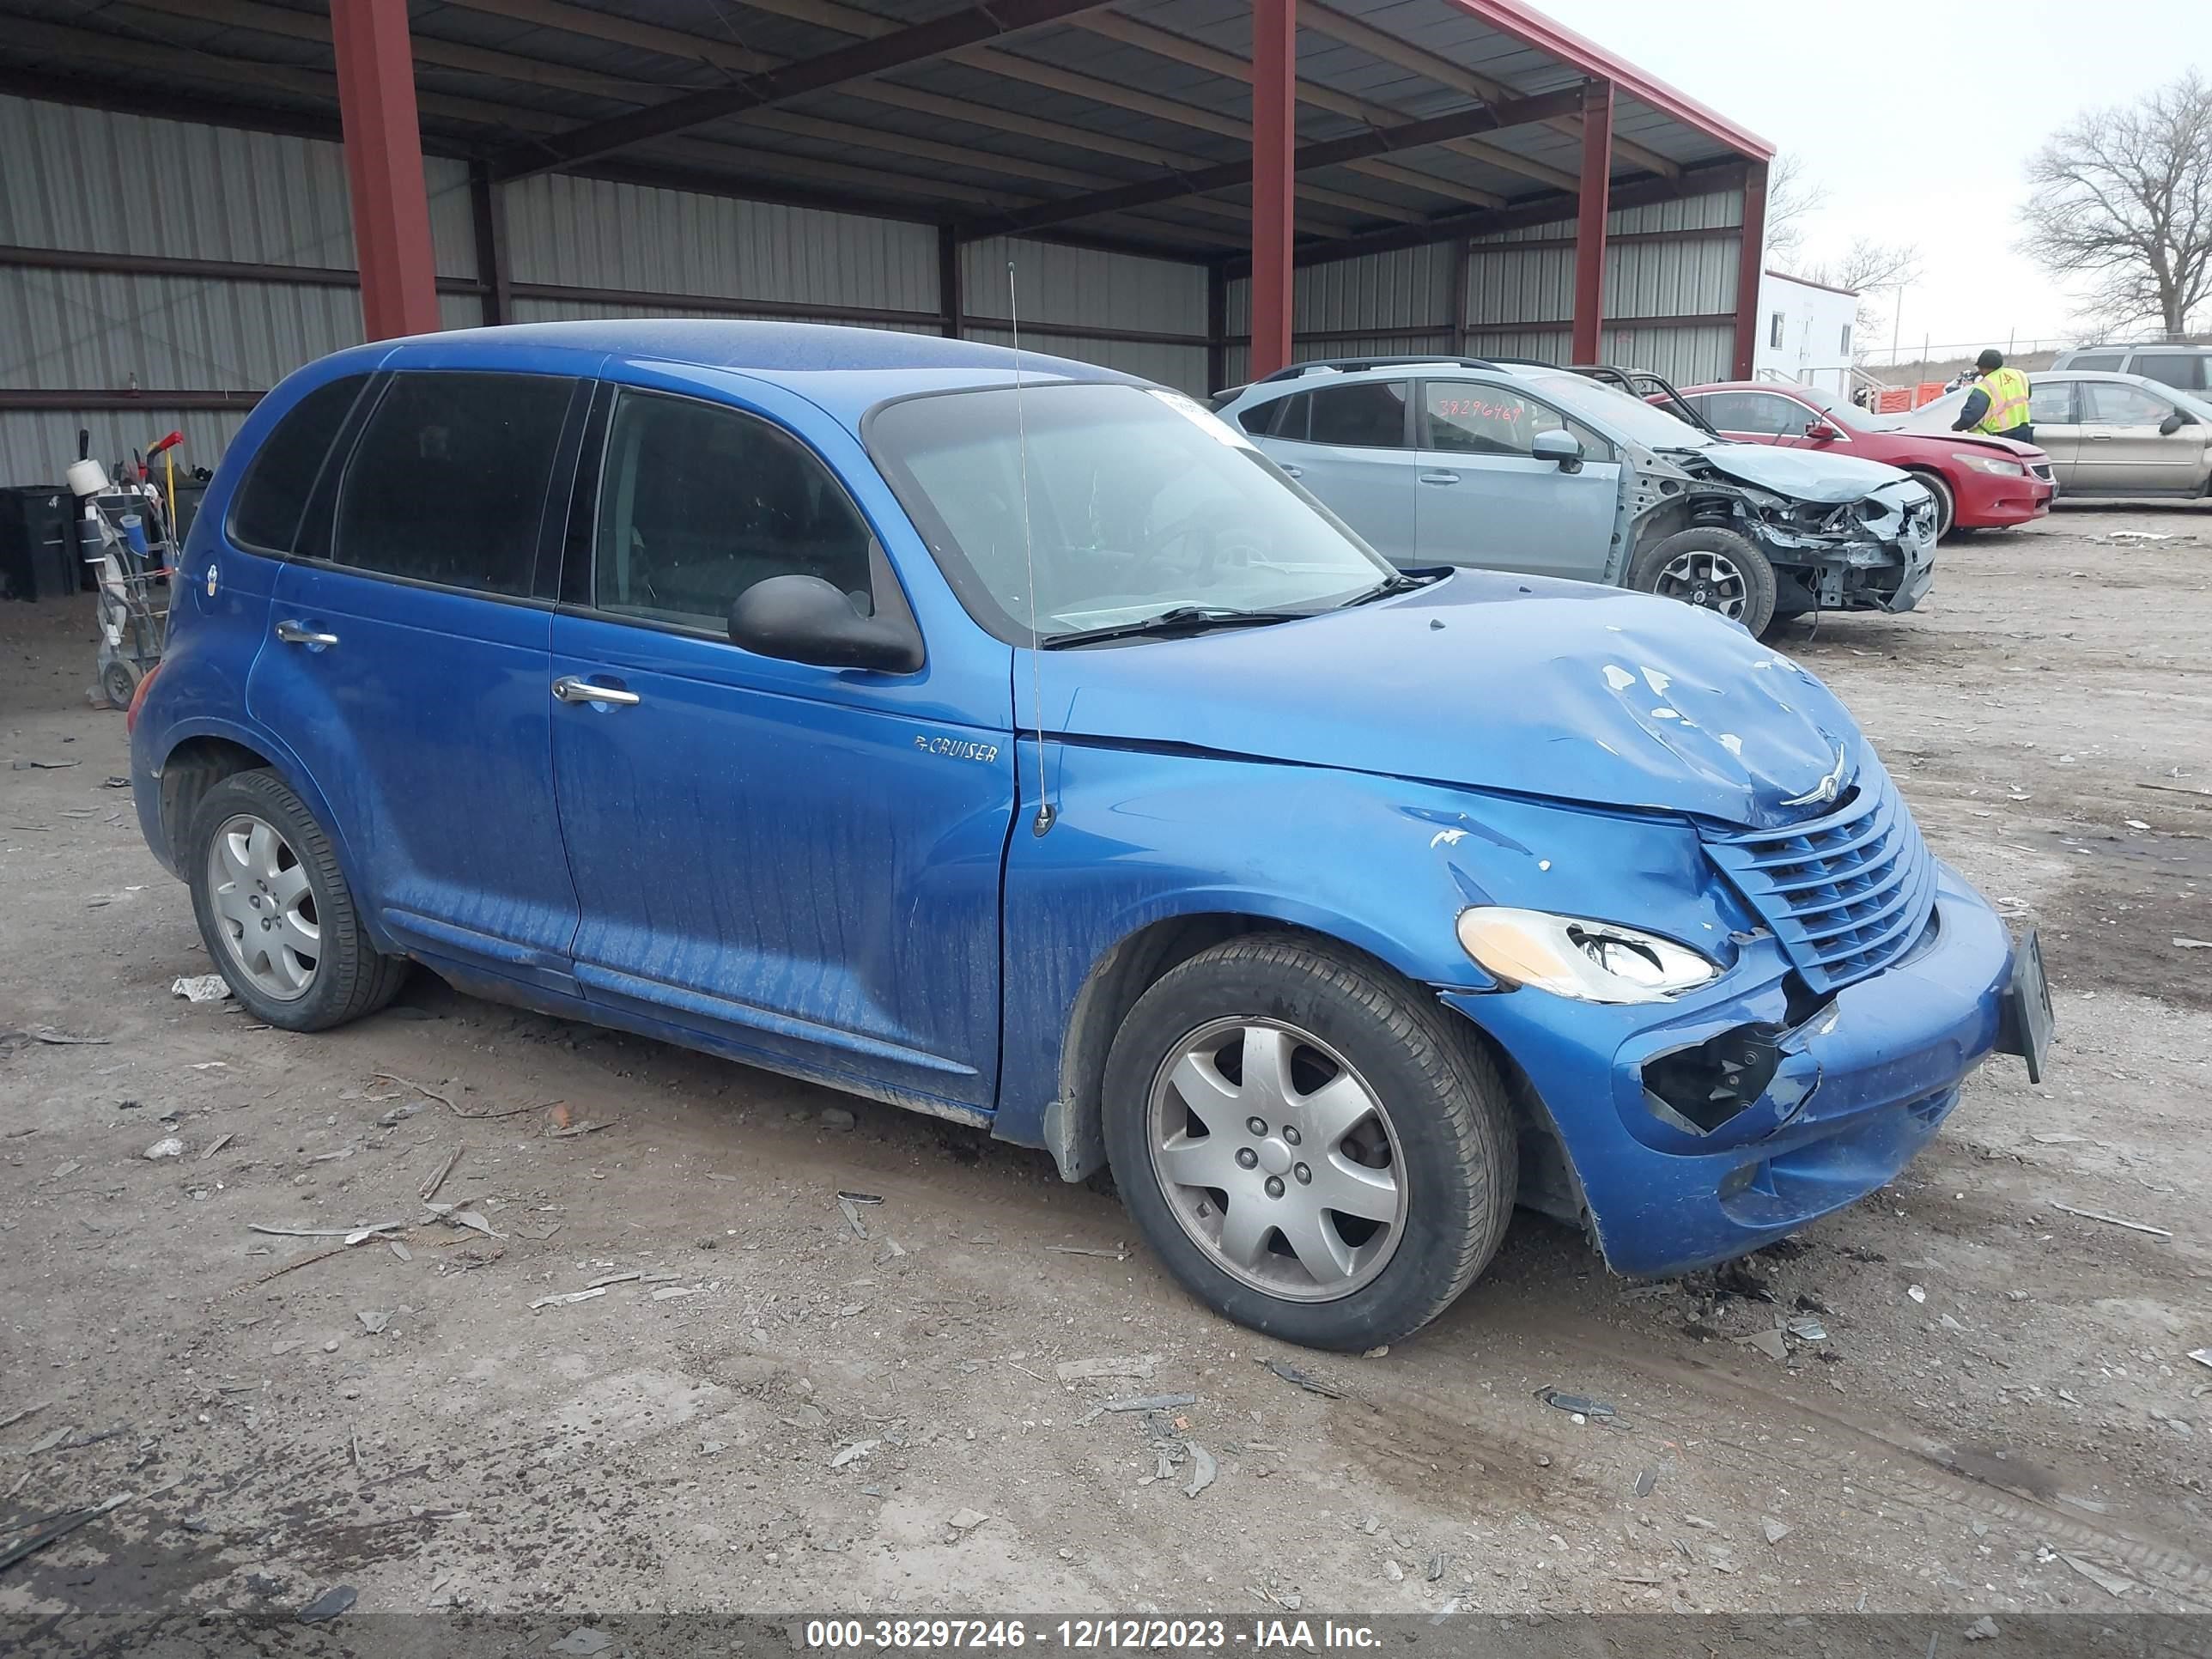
[185,769,409,1030]
[1910,469,1958,540]
[1626,526,1778,637]
[1102,935,1516,1350]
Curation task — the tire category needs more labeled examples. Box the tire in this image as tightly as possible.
[1909,469,1958,540]
[101,658,140,712]
[1626,525,1778,637]
[1102,934,1516,1351]
[185,769,408,1031]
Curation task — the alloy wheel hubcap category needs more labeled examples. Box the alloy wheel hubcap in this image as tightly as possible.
[206,813,319,1001]
[1146,1018,1407,1302]
[1656,550,1748,619]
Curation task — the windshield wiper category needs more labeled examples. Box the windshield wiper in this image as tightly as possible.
[1338,570,1437,608]
[1038,605,1307,650]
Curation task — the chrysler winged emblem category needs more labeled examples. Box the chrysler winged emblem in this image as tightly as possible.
[1782,744,1849,810]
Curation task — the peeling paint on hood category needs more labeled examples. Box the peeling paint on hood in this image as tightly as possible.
[1033,571,1863,830]
[1694,441,1917,504]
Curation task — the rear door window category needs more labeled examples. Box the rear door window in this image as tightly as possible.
[2130,353,2207,392]
[331,372,574,597]
[588,389,879,632]
[228,374,369,554]
[2028,382,2076,425]
[1304,380,1410,447]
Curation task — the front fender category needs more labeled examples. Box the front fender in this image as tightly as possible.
[993,739,1740,1164]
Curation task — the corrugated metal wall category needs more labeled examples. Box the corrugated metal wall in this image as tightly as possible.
[960,236,1208,394]
[1223,185,1744,391]
[0,94,479,485]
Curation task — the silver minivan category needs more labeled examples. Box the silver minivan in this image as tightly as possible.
[2050,343,2212,396]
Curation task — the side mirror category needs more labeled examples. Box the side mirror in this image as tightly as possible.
[727,574,923,673]
[1806,419,1844,441]
[1532,428,1584,473]
[2159,411,2189,435]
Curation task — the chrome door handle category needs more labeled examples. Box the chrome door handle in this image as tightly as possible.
[274,619,338,647]
[552,675,640,707]
[2087,433,2113,441]
[1418,471,1461,484]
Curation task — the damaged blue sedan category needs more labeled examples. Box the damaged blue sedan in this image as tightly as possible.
[129,321,2051,1351]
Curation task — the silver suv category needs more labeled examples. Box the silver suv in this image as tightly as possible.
[2051,343,2211,396]
[1212,357,1936,638]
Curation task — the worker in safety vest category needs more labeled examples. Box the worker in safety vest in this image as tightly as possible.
[1949,349,2033,443]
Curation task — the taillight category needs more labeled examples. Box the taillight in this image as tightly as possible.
[125,659,161,733]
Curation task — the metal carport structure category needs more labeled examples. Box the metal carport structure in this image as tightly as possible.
[0,0,1771,483]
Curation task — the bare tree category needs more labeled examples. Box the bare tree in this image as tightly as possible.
[1805,238,1922,358]
[2020,70,2212,340]
[1764,151,1826,264]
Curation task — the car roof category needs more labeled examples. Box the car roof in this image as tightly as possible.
[1226,359,1516,401]
[2059,343,2212,355]
[297,319,1143,430]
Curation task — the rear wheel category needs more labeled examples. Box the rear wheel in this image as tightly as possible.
[1626,525,1778,637]
[185,769,408,1030]
[1909,469,1958,539]
[1103,935,1516,1350]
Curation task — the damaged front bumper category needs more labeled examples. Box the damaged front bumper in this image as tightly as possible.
[1757,480,1938,616]
[1443,859,2019,1279]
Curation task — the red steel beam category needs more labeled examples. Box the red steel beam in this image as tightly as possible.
[1570,78,1612,366]
[1732,158,1769,378]
[329,0,440,340]
[1249,0,1297,380]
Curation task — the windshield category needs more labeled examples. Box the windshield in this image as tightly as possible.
[866,383,1395,643]
[1512,368,1717,451]
[1790,384,1899,433]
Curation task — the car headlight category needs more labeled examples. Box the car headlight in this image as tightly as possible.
[1455,907,1720,1004]
[1962,456,2026,477]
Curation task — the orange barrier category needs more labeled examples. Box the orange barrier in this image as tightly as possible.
[1873,387,1913,413]
[1913,382,1946,407]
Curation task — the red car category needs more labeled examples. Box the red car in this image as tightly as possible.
[1674,380,2055,540]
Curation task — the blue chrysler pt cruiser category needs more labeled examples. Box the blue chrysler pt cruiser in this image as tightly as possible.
[128,322,2050,1350]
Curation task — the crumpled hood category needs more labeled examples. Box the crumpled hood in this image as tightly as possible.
[1692,441,1916,503]
[1036,571,1863,830]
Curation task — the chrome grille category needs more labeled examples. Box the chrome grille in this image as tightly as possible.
[1703,759,1936,994]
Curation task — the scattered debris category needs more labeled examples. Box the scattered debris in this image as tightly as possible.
[388,1242,411,1263]
[2187,1348,2211,1370]
[1785,1316,1828,1342]
[2051,1201,2172,1238]
[1045,1244,1128,1260]
[1907,1285,1928,1303]
[143,1137,184,1160]
[830,1439,880,1470]
[419,1147,462,1203]
[549,1631,613,1657]
[651,1285,704,1302]
[1735,1328,1789,1361]
[1097,1393,1196,1415]
[2031,1131,2092,1145]
[836,1189,884,1205]
[2,1026,110,1048]
[586,1271,642,1290]
[818,1106,857,1131]
[1055,1354,1158,1383]
[1427,1553,1447,1583]
[836,1196,870,1239]
[0,1403,49,1432]
[1176,1440,1217,1499]
[2057,1552,2136,1597]
[170,975,232,1003]
[1536,1389,1614,1419]
[1762,1516,1791,1546]
[201,1133,233,1161]
[529,1288,607,1310]
[9,757,81,769]
[1382,1559,1404,1583]
[249,1222,404,1242]
[1964,1615,1999,1642]
[422,1201,501,1239]
[357,1310,388,1335]
[50,1161,79,1178]
[1261,1358,1346,1399]
[1634,1467,1658,1498]
[0,1492,130,1576]
[296,1586,357,1625]
[945,1507,989,1538]
[2173,937,2211,951]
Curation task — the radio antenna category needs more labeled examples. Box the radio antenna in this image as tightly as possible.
[1010,258,1054,836]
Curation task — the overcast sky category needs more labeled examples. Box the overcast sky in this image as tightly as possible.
[1528,0,2209,358]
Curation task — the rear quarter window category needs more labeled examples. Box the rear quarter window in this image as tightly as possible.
[227,374,368,554]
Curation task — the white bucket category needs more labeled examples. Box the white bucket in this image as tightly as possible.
[66,458,108,498]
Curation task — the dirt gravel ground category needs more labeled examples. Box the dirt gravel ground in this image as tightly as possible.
[1,503,2207,1626]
